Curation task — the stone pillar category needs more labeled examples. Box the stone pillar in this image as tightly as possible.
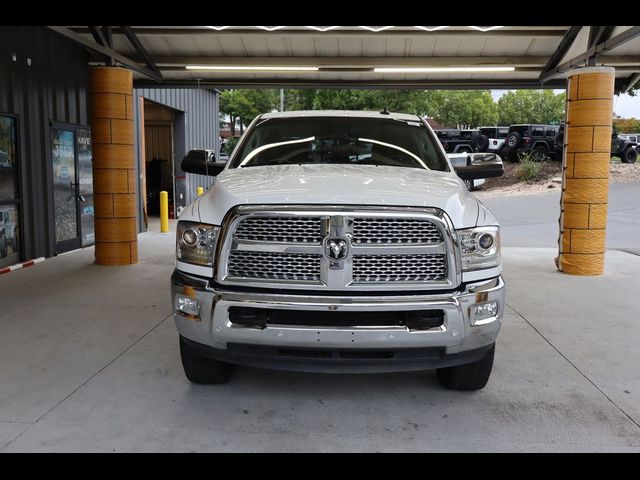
[88,67,138,265]
[557,67,615,276]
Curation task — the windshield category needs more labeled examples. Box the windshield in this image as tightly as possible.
[229,116,449,171]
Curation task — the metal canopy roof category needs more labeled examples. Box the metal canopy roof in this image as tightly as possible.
[55,26,640,92]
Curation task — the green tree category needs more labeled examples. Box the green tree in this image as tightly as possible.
[426,91,499,127]
[613,118,640,133]
[284,89,316,111]
[497,90,566,125]
[219,89,279,134]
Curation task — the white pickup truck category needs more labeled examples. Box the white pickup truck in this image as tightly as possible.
[172,111,505,390]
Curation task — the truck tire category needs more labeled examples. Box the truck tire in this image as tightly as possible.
[506,132,521,149]
[531,145,549,162]
[476,135,490,152]
[622,147,638,164]
[436,344,495,391]
[464,179,474,191]
[179,336,234,384]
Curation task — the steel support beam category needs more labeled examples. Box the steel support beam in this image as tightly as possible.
[133,78,566,90]
[47,26,162,82]
[621,72,640,94]
[539,26,583,81]
[541,26,640,82]
[120,26,162,79]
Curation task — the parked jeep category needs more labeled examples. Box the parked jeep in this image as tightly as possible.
[555,125,638,164]
[173,110,506,391]
[619,133,640,144]
[434,129,479,154]
[504,124,560,161]
[476,126,509,157]
[611,129,638,164]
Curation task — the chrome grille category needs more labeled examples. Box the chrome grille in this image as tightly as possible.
[228,251,321,282]
[234,217,322,243]
[352,218,442,244]
[219,208,458,291]
[352,254,447,283]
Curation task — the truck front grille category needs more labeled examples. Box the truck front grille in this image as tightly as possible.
[228,251,321,282]
[234,217,322,243]
[352,218,442,244]
[352,254,447,283]
[219,208,457,291]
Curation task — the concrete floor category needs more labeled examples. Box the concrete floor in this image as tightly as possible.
[1,199,640,451]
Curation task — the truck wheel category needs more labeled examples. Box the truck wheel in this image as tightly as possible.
[179,336,233,384]
[436,344,495,391]
[464,179,474,191]
[622,148,638,164]
[531,146,548,162]
[476,135,490,152]
[506,132,521,149]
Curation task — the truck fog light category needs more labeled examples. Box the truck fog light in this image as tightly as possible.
[177,295,200,318]
[475,301,498,322]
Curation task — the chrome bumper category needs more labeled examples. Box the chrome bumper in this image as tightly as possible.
[171,270,505,359]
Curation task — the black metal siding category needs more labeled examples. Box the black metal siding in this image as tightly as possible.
[0,26,89,261]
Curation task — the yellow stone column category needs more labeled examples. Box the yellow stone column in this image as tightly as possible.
[557,67,615,275]
[89,67,138,265]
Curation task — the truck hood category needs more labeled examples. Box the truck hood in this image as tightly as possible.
[191,164,483,229]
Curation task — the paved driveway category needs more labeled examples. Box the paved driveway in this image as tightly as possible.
[0,226,638,451]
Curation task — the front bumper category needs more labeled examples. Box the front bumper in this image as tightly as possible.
[171,270,505,373]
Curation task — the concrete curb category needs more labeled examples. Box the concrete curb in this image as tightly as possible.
[0,257,45,275]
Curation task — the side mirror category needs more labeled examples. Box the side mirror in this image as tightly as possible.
[181,150,226,176]
[451,153,504,180]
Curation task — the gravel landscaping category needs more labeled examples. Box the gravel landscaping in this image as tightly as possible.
[476,159,640,197]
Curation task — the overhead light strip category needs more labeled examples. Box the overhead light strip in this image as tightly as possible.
[204,26,506,33]
[185,65,515,74]
[186,65,319,72]
[374,66,515,73]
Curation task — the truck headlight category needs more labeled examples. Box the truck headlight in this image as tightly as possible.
[457,226,500,272]
[176,221,219,267]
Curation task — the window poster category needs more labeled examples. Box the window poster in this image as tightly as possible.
[0,115,20,267]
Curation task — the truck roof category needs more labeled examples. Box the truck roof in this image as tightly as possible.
[260,110,422,122]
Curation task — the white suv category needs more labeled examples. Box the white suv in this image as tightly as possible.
[477,126,509,157]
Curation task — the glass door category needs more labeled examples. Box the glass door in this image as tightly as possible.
[77,127,94,247]
[0,114,20,268]
[51,126,81,254]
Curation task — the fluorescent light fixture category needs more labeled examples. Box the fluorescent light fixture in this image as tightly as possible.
[202,26,505,33]
[413,26,451,31]
[303,26,340,32]
[186,65,319,72]
[358,26,395,32]
[374,66,515,73]
[468,26,505,32]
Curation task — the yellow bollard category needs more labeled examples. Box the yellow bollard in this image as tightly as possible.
[197,186,204,197]
[160,191,169,233]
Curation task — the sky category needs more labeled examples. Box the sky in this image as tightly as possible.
[492,90,640,119]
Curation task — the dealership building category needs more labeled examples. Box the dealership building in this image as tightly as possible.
[0,26,220,268]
